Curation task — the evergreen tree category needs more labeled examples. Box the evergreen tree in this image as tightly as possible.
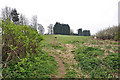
[11,8,19,22]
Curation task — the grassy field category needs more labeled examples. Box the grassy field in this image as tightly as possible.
[42,35,119,78]
[2,34,119,78]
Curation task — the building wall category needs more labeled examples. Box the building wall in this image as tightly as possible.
[78,28,82,36]
[53,22,70,35]
[82,30,91,36]
[78,29,91,36]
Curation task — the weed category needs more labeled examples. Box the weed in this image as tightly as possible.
[74,46,118,78]
[3,52,58,78]
[65,69,77,78]
[105,45,111,49]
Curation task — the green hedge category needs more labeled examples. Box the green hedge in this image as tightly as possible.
[2,19,43,61]
[1,19,58,78]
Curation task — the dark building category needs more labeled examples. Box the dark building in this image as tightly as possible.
[53,22,70,35]
[82,30,91,36]
[78,28,82,36]
[78,28,91,36]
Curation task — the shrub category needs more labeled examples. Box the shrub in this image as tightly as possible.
[96,25,120,41]
[1,19,43,61]
[1,20,58,78]
[2,52,58,78]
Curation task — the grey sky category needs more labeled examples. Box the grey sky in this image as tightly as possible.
[118,1,120,24]
[0,0,119,35]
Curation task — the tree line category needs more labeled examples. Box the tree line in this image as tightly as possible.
[1,6,88,36]
[1,6,56,35]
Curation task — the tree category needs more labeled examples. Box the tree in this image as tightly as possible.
[11,8,19,23]
[48,24,53,34]
[70,29,74,35]
[1,6,12,21]
[31,15,37,30]
[37,24,44,35]
[19,14,29,25]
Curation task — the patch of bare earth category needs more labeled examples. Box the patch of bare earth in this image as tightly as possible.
[104,50,109,56]
[49,53,66,78]
[42,47,66,78]
[0,73,1,77]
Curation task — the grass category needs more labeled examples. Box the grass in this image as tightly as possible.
[3,34,116,78]
[54,35,89,44]
[65,69,77,78]
[2,34,59,78]
[42,35,118,78]
[3,51,58,78]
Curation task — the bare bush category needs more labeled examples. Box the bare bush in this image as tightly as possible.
[96,25,119,41]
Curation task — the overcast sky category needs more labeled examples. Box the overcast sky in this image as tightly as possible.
[0,0,119,35]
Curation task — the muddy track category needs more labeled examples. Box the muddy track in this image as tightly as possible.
[49,53,66,78]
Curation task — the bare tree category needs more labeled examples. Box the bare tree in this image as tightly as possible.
[37,24,45,35]
[1,6,12,21]
[31,15,37,30]
[19,14,29,25]
[70,29,74,35]
[48,24,53,34]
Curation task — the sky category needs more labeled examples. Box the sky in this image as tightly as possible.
[0,0,119,35]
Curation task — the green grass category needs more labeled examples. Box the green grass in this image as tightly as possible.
[3,52,58,78]
[42,35,118,78]
[26,35,119,78]
[74,46,118,78]
[65,69,77,78]
[43,35,89,44]
[54,35,89,44]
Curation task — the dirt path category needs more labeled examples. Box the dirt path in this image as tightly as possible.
[43,43,80,78]
[49,53,66,78]
[61,44,78,65]
[43,37,84,78]
[55,43,85,78]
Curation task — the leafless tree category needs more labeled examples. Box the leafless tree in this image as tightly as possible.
[48,24,53,34]
[31,15,37,30]
[70,29,74,35]
[37,24,45,35]
[19,14,29,25]
[1,6,12,21]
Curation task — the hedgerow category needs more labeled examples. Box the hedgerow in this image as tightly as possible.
[2,19,43,61]
[1,19,58,78]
